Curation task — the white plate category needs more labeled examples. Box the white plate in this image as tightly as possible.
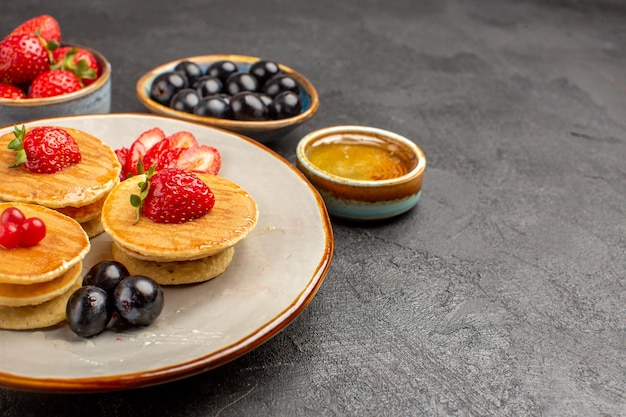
[0,114,333,392]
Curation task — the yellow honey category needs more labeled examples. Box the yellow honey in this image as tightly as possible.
[305,133,410,181]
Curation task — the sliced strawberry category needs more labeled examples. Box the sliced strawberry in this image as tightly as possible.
[114,147,129,179]
[173,145,221,175]
[165,131,198,149]
[125,128,166,176]
[142,137,172,170]
[158,147,186,169]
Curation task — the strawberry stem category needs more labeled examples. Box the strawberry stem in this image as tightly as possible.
[7,125,27,168]
[129,163,156,224]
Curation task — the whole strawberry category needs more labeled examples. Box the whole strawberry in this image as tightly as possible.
[51,46,99,86]
[0,33,50,85]
[28,69,82,98]
[8,125,81,174]
[6,15,61,44]
[0,83,25,99]
[131,167,215,224]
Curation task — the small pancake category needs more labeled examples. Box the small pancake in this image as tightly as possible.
[102,174,258,261]
[80,215,105,238]
[0,262,82,307]
[0,202,90,284]
[112,242,234,285]
[0,126,120,208]
[56,192,108,223]
[0,279,81,330]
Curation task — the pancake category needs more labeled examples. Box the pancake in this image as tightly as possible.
[0,279,82,330]
[80,215,105,238]
[0,202,90,284]
[112,242,234,285]
[101,173,258,261]
[0,126,120,209]
[0,262,82,307]
[55,192,108,223]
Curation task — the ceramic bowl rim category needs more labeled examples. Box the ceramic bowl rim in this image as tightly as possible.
[0,44,111,107]
[296,125,426,187]
[135,54,320,132]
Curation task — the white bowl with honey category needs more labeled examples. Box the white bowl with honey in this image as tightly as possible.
[296,125,426,221]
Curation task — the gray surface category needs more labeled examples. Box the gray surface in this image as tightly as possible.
[1,0,625,416]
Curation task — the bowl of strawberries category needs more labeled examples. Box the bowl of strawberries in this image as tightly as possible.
[0,15,111,126]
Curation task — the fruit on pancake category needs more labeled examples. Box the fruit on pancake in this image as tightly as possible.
[0,206,46,248]
[0,221,20,249]
[115,128,221,180]
[0,82,25,99]
[0,206,25,224]
[6,14,61,44]
[28,69,82,98]
[8,125,81,174]
[131,167,215,224]
[0,33,51,85]
[51,46,98,86]
[19,217,46,247]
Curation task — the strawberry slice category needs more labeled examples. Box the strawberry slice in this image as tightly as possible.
[173,145,221,175]
[159,147,186,170]
[165,131,198,148]
[115,147,129,179]
[143,130,199,171]
[125,127,166,176]
[142,138,171,170]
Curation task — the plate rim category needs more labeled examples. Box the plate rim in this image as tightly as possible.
[0,113,334,393]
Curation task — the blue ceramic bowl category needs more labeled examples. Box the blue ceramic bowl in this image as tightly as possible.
[296,125,426,221]
[0,45,111,128]
[135,54,319,143]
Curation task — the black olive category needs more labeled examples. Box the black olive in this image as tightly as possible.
[249,60,281,86]
[150,71,189,106]
[271,90,302,119]
[169,88,201,113]
[230,92,270,121]
[193,95,233,119]
[206,60,239,83]
[174,60,203,85]
[224,72,259,95]
[192,75,223,97]
[263,74,300,97]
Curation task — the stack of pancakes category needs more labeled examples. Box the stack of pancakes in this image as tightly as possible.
[101,173,258,285]
[0,126,121,238]
[0,202,90,330]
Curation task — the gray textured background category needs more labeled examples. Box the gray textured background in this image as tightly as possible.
[1,0,625,416]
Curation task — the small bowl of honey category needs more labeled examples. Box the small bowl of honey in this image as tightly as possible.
[296,125,426,221]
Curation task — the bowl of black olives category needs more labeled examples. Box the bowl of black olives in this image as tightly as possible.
[136,54,319,143]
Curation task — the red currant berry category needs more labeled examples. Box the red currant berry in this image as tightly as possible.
[19,217,46,247]
[0,222,21,249]
[1,207,25,226]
